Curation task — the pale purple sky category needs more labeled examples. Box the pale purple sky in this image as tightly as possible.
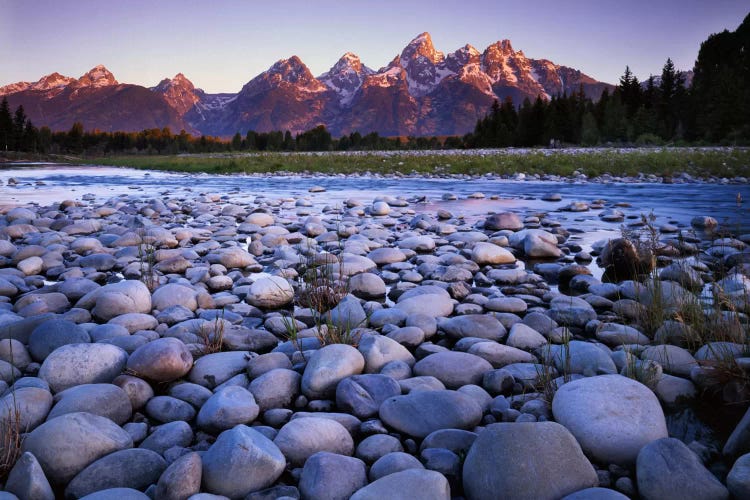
[1,0,747,93]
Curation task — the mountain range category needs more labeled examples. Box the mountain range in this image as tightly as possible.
[1,33,614,137]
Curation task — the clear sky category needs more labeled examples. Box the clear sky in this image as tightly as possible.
[1,0,747,93]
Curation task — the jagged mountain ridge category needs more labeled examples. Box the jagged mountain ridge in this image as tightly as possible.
[2,33,614,136]
[2,66,194,134]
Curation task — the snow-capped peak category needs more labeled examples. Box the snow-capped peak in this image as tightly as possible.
[445,44,481,72]
[0,81,32,95]
[242,56,326,96]
[30,72,76,91]
[319,52,375,105]
[75,65,118,88]
[400,32,444,66]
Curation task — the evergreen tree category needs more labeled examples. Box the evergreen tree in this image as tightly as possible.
[12,105,27,151]
[691,13,750,141]
[618,66,642,118]
[0,97,11,151]
[580,111,600,145]
[231,132,242,151]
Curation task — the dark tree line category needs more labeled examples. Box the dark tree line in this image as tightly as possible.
[0,101,421,155]
[468,13,750,147]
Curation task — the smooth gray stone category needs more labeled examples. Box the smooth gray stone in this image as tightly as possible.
[168,382,213,408]
[78,488,150,500]
[552,374,668,465]
[336,374,401,419]
[28,319,90,362]
[440,314,506,341]
[369,452,425,481]
[350,469,449,500]
[413,351,493,389]
[249,368,300,412]
[38,343,128,393]
[188,351,251,389]
[21,412,133,485]
[355,434,403,464]
[47,383,132,425]
[463,422,598,500]
[139,421,194,455]
[145,395,196,423]
[301,344,365,399]
[113,375,154,410]
[637,438,729,499]
[196,385,259,432]
[358,334,415,374]
[4,452,54,500]
[723,404,750,459]
[561,488,630,499]
[420,429,478,455]
[299,452,367,500]
[379,389,482,438]
[202,425,285,498]
[155,452,202,500]
[274,416,354,467]
[727,453,750,499]
[0,386,52,432]
[126,337,193,383]
[65,448,167,499]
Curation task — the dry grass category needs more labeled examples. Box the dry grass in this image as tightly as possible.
[197,314,226,355]
[0,401,23,480]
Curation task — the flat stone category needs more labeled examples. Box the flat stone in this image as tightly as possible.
[441,314,507,342]
[413,351,493,389]
[379,389,483,438]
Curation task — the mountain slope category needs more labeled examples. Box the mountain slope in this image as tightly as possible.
[2,66,194,133]
[1,34,614,136]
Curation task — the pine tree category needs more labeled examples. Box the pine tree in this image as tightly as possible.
[12,105,27,151]
[231,132,242,151]
[618,66,642,118]
[0,97,11,151]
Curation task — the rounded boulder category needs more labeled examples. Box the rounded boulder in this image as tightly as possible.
[552,374,668,465]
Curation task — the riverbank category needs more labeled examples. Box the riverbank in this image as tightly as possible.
[4,146,748,179]
[0,182,749,498]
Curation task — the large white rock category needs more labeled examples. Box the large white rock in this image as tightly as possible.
[247,276,294,309]
[470,242,516,266]
[75,280,152,321]
[302,344,365,399]
[552,374,668,465]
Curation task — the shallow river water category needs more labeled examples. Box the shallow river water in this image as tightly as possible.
[2,165,749,233]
